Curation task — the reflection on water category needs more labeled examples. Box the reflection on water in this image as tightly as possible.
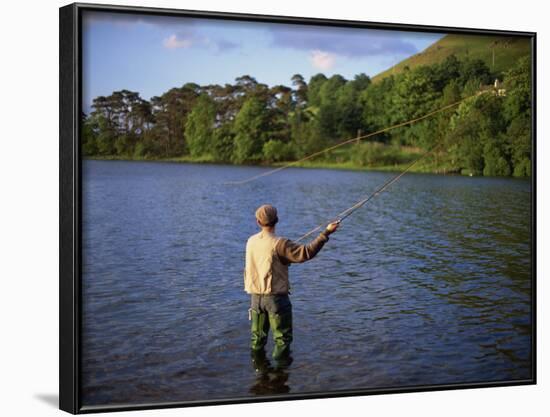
[81,160,532,407]
[249,350,292,395]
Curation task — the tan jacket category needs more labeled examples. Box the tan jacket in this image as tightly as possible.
[244,230,329,295]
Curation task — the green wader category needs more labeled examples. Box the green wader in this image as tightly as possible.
[249,294,293,360]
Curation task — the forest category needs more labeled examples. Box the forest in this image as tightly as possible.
[82,54,531,177]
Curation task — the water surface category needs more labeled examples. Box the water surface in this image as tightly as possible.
[81,160,532,406]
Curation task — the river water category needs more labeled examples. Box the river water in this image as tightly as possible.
[81,160,532,407]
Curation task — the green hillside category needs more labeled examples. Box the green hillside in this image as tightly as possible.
[373,34,531,82]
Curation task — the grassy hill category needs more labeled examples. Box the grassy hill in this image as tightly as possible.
[373,34,531,82]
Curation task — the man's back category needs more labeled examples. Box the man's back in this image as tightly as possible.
[244,230,289,295]
[244,229,333,295]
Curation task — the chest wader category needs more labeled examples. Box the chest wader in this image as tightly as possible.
[249,294,293,360]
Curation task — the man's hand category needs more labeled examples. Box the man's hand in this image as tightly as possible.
[325,220,340,235]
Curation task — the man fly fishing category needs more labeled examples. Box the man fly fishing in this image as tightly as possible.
[244,204,340,365]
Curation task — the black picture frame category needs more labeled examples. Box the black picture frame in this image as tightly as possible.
[59,2,537,414]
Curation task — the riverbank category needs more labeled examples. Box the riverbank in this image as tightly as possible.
[85,154,460,175]
[84,146,465,176]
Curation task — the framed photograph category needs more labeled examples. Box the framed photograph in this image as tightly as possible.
[59,2,536,413]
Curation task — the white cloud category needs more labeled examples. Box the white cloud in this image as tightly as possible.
[163,34,194,49]
[309,49,336,70]
[162,33,237,53]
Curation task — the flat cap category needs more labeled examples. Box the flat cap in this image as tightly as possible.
[255,204,278,226]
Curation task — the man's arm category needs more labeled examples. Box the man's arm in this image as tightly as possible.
[276,233,328,264]
[275,221,340,264]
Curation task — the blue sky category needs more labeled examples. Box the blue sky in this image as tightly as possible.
[82,11,444,114]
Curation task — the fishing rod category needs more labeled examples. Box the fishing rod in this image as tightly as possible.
[295,143,440,242]
[295,89,500,242]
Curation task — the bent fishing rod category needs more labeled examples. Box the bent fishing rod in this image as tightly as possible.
[294,89,502,243]
[295,143,441,242]
[223,88,496,241]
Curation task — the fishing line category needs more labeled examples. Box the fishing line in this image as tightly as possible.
[225,91,487,186]
[295,143,441,242]
[295,90,497,242]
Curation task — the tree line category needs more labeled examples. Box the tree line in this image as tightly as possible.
[82,54,531,176]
